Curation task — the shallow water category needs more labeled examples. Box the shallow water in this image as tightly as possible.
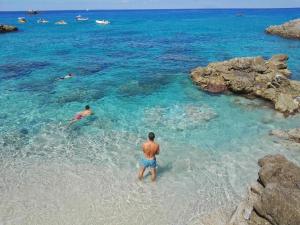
[0,9,300,225]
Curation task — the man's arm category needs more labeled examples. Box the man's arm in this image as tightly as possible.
[142,143,145,153]
[156,144,160,155]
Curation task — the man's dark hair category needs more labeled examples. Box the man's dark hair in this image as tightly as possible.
[85,105,90,110]
[148,132,155,141]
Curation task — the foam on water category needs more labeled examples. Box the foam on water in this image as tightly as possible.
[1,8,300,225]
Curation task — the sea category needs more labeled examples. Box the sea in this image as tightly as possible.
[0,8,300,225]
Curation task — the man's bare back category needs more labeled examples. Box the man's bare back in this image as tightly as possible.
[143,141,160,159]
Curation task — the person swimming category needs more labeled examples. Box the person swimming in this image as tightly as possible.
[68,105,93,127]
[138,132,160,182]
[56,73,74,81]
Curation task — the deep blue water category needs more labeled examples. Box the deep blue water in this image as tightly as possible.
[0,9,300,225]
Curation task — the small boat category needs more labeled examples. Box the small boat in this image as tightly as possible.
[76,15,89,21]
[18,17,27,23]
[55,20,67,25]
[37,18,49,24]
[27,10,39,15]
[96,20,110,25]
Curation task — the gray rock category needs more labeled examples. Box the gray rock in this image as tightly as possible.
[190,55,300,116]
[226,155,300,225]
[0,24,18,33]
[270,128,300,143]
[254,183,300,225]
[266,19,300,39]
[258,154,300,189]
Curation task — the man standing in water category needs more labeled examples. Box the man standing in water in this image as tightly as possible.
[138,132,160,182]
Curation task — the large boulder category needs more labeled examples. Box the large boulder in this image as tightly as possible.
[266,19,300,39]
[228,155,300,225]
[0,24,18,33]
[190,55,300,115]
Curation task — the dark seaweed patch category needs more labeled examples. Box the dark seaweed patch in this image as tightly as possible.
[76,65,103,75]
[0,113,8,120]
[138,72,173,86]
[0,61,51,80]
[76,62,113,76]
[118,82,162,97]
[54,49,71,56]
[53,88,106,104]
[118,72,173,97]
[17,79,54,92]
[105,50,137,59]
[158,54,199,62]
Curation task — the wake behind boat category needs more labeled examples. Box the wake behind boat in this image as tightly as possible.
[96,20,110,25]
[37,18,49,24]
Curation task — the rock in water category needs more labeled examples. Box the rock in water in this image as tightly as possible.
[0,24,18,33]
[266,19,300,39]
[270,128,300,143]
[190,55,300,116]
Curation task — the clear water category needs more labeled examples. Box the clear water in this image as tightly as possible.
[0,9,300,225]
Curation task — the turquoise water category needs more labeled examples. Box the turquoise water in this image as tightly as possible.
[1,9,300,225]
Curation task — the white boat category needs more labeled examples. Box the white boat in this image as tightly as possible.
[18,17,27,23]
[55,20,67,25]
[37,18,49,24]
[76,15,89,21]
[96,20,110,25]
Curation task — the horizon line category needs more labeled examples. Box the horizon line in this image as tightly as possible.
[1,7,300,12]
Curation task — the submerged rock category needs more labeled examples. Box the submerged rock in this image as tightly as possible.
[144,104,217,130]
[266,19,300,39]
[19,128,29,135]
[190,55,300,115]
[227,154,300,225]
[270,128,300,143]
[0,24,18,33]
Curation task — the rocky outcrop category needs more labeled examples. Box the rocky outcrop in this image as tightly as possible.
[0,24,18,33]
[266,19,300,39]
[228,154,300,225]
[190,55,300,115]
[270,128,300,143]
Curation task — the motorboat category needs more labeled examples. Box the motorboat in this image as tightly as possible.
[76,15,89,21]
[96,20,110,25]
[37,18,49,24]
[55,20,67,25]
[27,10,38,15]
[18,17,27,23]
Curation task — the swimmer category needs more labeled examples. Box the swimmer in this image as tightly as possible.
[138,132,160,182]
[56,73,74,81]
[68,105,93,127]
